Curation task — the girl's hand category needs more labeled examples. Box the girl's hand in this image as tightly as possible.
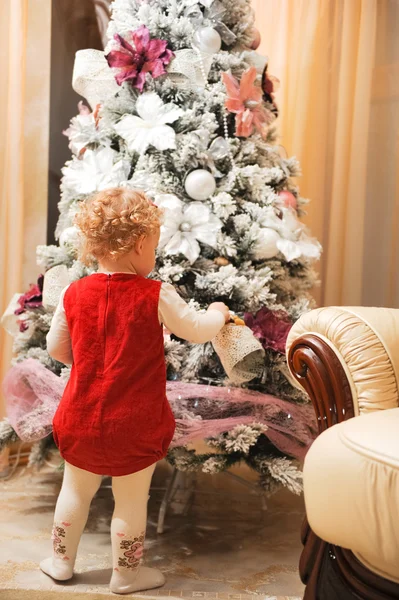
[208,302,230,323]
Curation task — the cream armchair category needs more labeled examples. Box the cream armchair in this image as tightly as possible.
[285,307,399,600]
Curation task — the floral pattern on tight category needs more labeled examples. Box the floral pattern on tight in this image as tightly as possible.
[118,532,145,570]
[51,524,67,557]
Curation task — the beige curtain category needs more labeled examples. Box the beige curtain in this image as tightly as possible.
[255,0,398,307]
[0,0,51,438]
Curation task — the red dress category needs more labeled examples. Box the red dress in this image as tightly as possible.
[52,272,176,476]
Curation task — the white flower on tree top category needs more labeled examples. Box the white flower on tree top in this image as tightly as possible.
[61,147,130,195]
[156,194,222,264]
[114,92,184,154]
[63,103,112,157]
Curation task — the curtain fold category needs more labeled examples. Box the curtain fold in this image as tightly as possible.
[0,0,27,424]
[0,0,51,428]
[326,0,377,305]
[254,0,388,307]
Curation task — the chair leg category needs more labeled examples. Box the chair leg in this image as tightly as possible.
[299,519,327,600]
[300,527,399,600]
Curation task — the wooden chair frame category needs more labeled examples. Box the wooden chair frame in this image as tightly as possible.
[288,334,399,600]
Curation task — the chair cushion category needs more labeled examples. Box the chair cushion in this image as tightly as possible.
[285,307,399,414]
[303,408,399,583]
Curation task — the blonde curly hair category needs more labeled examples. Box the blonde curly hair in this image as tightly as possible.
[73,187,163,267]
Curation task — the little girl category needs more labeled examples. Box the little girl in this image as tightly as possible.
[41,187,230,594]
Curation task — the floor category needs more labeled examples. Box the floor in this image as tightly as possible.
[0,453,304,600]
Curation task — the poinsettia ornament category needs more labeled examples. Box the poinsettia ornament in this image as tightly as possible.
[15,275,44,315]
[245,307,292,354]
[106,25,174,92]
[222,67,274,138]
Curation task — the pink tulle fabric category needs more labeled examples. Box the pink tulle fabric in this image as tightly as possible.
[167,382,317,459]
[3,358,66,442]
[2,358,317,459]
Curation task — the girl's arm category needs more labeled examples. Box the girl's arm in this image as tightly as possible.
[46,285,74,365]
[158,283,226,344]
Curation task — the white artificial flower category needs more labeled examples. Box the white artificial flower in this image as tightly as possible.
[64,105,112,156]
[247,206,322,262]
[276,238,322,262]
[114,93,184,154]
[258,207,322,262]
[155,194,222,264]
[275,208,322,261]
[61,147,130,195]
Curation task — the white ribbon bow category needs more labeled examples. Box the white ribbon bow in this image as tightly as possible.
[73,46,214,109]
[42,265,71,309]
[72,49,120,110]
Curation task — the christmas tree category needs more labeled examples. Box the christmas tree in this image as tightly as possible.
[1,0,320,494]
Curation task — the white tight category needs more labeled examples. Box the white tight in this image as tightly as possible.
[45,461,156,581]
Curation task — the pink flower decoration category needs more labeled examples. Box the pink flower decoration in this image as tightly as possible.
[124,542,144,564]
[222,67,273,138]
[51,532,61,545]
[17,319,29,333]
[14,275,44,316]
[244,307,292,354]
[106,25,174,92]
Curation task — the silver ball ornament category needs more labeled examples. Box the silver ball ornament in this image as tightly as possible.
[193,27,222,54]
[184,169,217,201]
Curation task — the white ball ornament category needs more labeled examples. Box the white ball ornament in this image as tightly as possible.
[253,228,281,260]
[59,225,80,248]
[184,169,216,201]
[193,27,222,54]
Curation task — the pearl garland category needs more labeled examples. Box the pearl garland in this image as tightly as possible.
[193,46,237,174]
[193,47,210,88]
[222,110,237,173]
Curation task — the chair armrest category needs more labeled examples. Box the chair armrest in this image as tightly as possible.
[285,307,399,431]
